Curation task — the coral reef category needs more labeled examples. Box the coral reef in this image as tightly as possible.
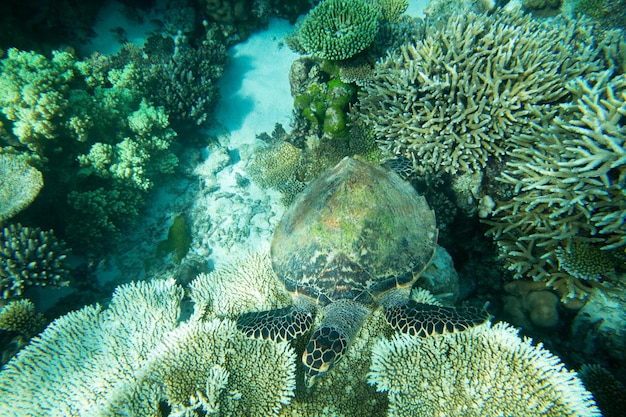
[0,42,223,253]
[562,0,626,30]
[248,140,306,205]
[484,71,626,300]
[141,32,227,128]
[0,299,45,336]
[188,251,292,319]
[0,277,297,416]
[295,0,381,60]
[354,9,610,175]
[0,153,43,223]
[0,223,69,300]
[0,248,606,416]
[369,321,600,416]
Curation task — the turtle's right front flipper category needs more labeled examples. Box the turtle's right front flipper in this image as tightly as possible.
[236,296,317,343]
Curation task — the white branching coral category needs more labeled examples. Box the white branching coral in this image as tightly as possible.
[0,279,183,416]
[368,322,600,417]
[188,250,292,320]
[355,10,611,175]
[484,71,626,300]
[0,267,298,416]
[146,318,296,417]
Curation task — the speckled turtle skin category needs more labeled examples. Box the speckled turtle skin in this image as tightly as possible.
[237,157,489,387]
[271,156,438,306]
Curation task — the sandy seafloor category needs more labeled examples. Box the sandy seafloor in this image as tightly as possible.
[30,0,430,308]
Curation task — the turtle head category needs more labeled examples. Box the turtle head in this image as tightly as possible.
[302,326,347,388]
[301,300,370,387]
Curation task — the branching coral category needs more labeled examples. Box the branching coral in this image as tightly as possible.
[355,10,610,175]
[0,153,43,223]
[296,0,381,60]
[0,48,75,152]
[146,318,296,416]
[0,270,297,416]
[0,223,69,300]
[483,71,625,300]
[369,321,600,416]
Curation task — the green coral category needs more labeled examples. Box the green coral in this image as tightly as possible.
[294,77,356,139]
[370,0,409,23]
[0,48,75,152]
[0,48,184,253]
[297,0,381,61]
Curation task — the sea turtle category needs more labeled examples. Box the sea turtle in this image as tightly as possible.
[237,157,488,387]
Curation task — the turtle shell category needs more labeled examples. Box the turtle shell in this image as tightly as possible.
[271,157,437,306]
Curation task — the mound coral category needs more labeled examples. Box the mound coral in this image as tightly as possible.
[369,321,600,416]
[0,153,43,223]
[355,10,610,175]
[296,0,381,60]
[0,223,69,300]
[484,71,625,300]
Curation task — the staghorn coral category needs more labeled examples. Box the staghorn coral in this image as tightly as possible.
[369,321,600,417]
[0,223,69,300]
[484,71,626,300]
[355,9,610,175]
[0,153,43,223]
[295,0,381,61]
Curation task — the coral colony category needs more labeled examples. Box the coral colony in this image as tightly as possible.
[0,0,625,416]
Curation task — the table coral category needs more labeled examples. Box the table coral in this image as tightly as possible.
[369,321,600,416]
[355,9,609,175]
[0,277,297,417]
[0,153,43,223]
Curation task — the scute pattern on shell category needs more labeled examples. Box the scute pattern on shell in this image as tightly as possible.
[271,157,437,306]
